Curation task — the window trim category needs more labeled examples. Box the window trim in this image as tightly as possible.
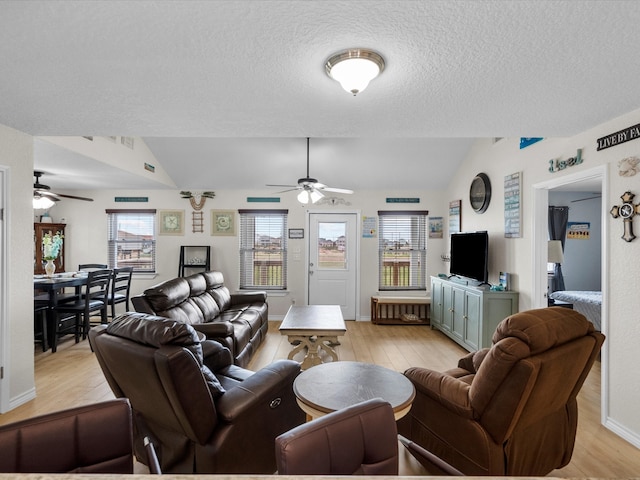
[239,209,288,290]
[106,209,157,273]
[377,210,428,291]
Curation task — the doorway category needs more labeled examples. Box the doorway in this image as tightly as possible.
[308,212,358,319]
[0,167,7,412]
[533,165,607,423]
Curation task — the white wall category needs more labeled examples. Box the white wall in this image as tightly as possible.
[0,124,36,412]
[47,188,447,319]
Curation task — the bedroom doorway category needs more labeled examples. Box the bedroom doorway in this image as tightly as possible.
[532,165,607,424]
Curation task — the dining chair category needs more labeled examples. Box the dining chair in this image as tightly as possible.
[107,266,133,318]
[78,263,108,271]
[51,268,111,351]
[33,297,49,351]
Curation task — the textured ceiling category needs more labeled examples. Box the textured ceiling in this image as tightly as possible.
[2,1,638,191]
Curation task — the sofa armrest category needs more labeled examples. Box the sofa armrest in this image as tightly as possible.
[230,291,267,305]
[192,321,234,339]
[201,340,234,371]
[131,294,155,314]
[216,359,300,422]
[404,367,474,419]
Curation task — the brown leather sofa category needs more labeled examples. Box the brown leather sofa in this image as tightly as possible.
[0,399,135,474]
[89,312,305,474]
[275,398,399,475]
[132,270,267,367]
[397,306,605,476]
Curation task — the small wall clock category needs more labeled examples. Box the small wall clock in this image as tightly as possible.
[470,173,492,213]
[159,210,185,235]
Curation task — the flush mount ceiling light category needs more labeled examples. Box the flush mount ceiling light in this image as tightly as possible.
[325,48,385,96]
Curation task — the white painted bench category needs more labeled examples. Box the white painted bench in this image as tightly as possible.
[370,295,431,325]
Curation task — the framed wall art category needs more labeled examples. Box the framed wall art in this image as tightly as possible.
[211,210,236,236]
[449,200,461,233]
[159,210,185,235]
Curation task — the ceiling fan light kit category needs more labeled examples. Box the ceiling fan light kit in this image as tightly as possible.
[325,48,385,96]
[266,138,354,205]
[33,171,94,209]
[33,195,55,209]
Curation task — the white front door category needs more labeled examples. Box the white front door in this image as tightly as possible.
[308,213,358,319]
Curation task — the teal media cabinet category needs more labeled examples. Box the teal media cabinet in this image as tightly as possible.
[430,276,519,351]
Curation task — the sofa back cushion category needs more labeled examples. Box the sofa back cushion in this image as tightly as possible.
[142,274,221,324]
[203,271,232,311]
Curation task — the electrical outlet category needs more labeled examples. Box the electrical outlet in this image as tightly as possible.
[291,298,296,305]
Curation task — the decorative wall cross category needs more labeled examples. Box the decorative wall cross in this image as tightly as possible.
[610,191,640,242]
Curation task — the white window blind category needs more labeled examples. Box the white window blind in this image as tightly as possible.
[106,209,156,273]
[378,210,428,291]
[239,209,288,290]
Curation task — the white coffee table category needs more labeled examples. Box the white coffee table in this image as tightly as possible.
[279,305,346,370]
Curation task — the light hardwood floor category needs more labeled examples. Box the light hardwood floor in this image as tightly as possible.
[2,320,638,477]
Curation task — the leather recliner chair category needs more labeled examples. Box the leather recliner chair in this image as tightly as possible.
[0,399,136,474]
[397,307,605,476]
[275,398,399,475]
[89,312,305,474]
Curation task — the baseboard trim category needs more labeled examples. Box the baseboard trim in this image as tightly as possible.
[605,415,640,449]
[8,386,36,412]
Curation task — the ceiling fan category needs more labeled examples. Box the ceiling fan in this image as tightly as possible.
[33,171,94,208]
[267,138,354,204]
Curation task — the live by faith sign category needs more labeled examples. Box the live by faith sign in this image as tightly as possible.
[597,123,640,151]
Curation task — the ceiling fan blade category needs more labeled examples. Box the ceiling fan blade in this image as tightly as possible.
[320,186,354,194]
[54,192,94,202]
[266,184,299,188]
[37,190,60,200]
[274,188,301,194]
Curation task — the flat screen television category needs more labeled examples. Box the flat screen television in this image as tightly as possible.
[449,231,489,284]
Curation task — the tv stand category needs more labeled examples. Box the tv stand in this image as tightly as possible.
[430,276,519,351]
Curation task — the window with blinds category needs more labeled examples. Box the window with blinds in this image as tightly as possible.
[378,210,428,291]
[106,209,156,273]
[239,209,288,290]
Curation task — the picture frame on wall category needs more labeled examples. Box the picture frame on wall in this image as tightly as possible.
[211,210,236,236]
[449,200,461,233]
[159,210,185,236]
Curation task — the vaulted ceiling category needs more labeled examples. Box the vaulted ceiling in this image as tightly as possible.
[2,1,638,191]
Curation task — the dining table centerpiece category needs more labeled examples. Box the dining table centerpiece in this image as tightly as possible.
[42,231,64,277]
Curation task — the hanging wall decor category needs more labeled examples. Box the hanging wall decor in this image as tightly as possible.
[618,156,640,177]
[181,191,215,233]
[610,191,640,242]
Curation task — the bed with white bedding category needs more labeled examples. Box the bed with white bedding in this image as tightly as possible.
[549,290,602,331]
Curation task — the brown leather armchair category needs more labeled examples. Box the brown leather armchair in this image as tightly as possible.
[275,398,399,475]
[397,307,605,476]
[0,399,135,474]
[89,312,305,474]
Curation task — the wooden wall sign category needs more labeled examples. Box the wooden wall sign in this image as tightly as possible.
[597,122,640,151]
[549,149,583,173]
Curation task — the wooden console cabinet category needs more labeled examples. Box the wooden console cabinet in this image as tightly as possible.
[430,276,519,351]
[34,223,66,274]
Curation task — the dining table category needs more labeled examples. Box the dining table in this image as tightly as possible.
[34,273,88,351]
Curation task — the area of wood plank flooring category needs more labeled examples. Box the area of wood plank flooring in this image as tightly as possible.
[2,320,637,477]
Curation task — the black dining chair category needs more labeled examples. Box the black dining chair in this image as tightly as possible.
[107,266,133,318]
[51,269,111,351]
[78,263,108,271]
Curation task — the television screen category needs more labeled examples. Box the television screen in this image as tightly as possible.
[449,231,489,283]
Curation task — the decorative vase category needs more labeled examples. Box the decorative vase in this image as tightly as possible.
[44,259,56,277]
